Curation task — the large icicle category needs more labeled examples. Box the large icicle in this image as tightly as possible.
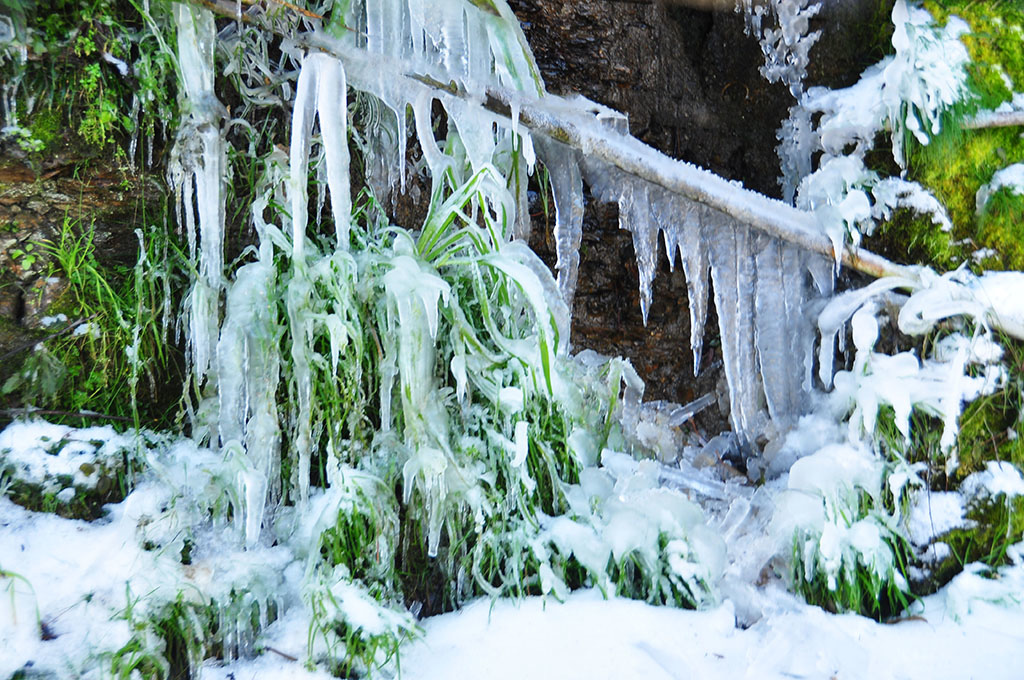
[706,207,765,445]
[169,4,226,386]
[216,257,281,547]
[289,52,351,254]
[753,236,806,428]
[651,189,710,376]
[536,137,585,311]
[620,180,660,325]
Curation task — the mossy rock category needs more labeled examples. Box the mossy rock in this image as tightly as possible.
[919,494,1024,594]
[882,1,1024,272]
[870,207,962,271]
[923,0,1024,110]
[957,341,1024,483]
[0,425,136,520]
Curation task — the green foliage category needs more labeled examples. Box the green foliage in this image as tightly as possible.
[957,337,1024,481]
[923,0,1024,109]
[3,215,182,426]
[871,207,961,271]
[886,2,1024,271]
[2,0,178,159]
[108,592,212,680]
[906,124,1024,270]
[790,528,913,620]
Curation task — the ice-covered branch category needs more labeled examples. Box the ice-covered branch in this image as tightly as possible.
[303,34,907,282]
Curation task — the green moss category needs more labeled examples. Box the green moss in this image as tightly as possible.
[906,124,1024,270]
[3,0,177,158]
[25,109,62,154]
[978,188,1024,270]
[957,381,1024,485]
[927,496,1024,591]
[923,0,1024,109]
[871,208,962,271]
[874,2,1024,271]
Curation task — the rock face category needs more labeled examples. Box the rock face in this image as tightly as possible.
[514,0,890,428]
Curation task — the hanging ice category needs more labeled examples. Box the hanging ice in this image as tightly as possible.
[706,208,766,444]
[740,0,822,99]
[650,189,710,376]
[168,4,226,386]
[536,137,585,311]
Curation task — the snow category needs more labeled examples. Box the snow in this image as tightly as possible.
[0,495,179,679]
[961,461,1024,501]
[907,491,966,547]
[395,574,1024,680]
[976,163,1024,214]
[8,1,1024,678]
[0,420,133,489]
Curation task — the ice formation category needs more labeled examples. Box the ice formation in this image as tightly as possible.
[581,159,830,444]
[739,0,822,98]
[8,0,1024,676]
[779,0,970,204]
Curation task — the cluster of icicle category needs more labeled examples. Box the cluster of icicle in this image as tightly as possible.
[738,0,822,99]
[168,0,841,514]
[167,0,560,545]
[165,0,729,633]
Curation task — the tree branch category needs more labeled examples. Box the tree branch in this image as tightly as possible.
[965,108,1024,130]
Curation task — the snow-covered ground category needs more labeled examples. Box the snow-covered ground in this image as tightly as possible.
[395,581,1024,680]
[3,419,1024,680]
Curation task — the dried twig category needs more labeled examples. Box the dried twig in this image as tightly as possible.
[265,646,299,662]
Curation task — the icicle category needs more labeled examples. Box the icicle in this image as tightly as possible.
[512,146,532,242]
[619,181,659,325]
[706,208,765,445]
[290,53,352,253]
[216,256,282,540]
[440,1,469,81]
[753,236,806,428]
[315,56,352,248]
[651,191,710,376]
[536,137,584,311]
[412,90,453,196]
[466,5,492,86]
[806,252,836,297]
[172,4,226,385]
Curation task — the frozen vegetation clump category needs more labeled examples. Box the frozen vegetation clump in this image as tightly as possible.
[779,0,970,242]
[4,0,1024,675]
[739,0,822,98]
